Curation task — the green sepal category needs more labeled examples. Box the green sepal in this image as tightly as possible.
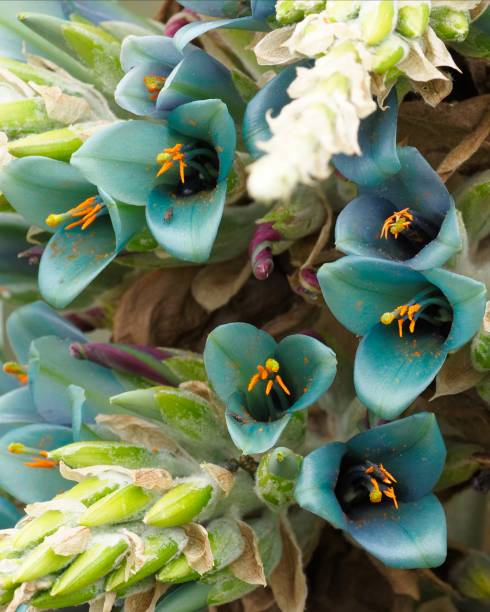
[396,2,430,38]
[452,551,490,599]
[430,6,470,42]
[48,441,161,469]
[435,442,483,491]
[471,304,490,372]
[32,582,103,609]
[14,540,75,583]
[157,554,199,584]
[0,98,59,138]
[10,510,66,552]
[8,127,83,161]
[79,484,155,527]
[57,476,119,506]
[144,482,213,528]
[454,170,490,243]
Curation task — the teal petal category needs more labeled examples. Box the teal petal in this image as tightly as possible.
[39,192,145,308]
[0,496,22,527]
[0,424,72,503]
[0,157,94,230]
[333,91,400,187]
[69,385,98,442]
[225,391,291,454]
[317,256,428,336]
[178,1,251,17]
[7,300,86,363]
[275,334,337,412]
[295,442,348,530]
[147,181,227,263]
[115,62,171,118]
[174,17,269,51]
[347,494,447,569]
[120,35,185,72]
[204,322,276,403]
[28,336,131,424]
[354,323,447,419]
[168,99,236,182]
[347,413,446,501]
[423,267,487,352]
[0,387,41,436]
[71,120,179,205]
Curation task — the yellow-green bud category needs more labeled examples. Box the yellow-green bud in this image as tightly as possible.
[48,441,159,469]
[275,0,304,24]
[57,475,119,506]
[256,447,303,509]
[32,583,102,609]
[0,588,15,605]
[359,0,397,46]
[50,536,129,596]
[396,1,430,38]
[324,0,360,22]
[7,127,84,161]
[0,98,58,138]
[372,35,409,74]
[79,484,155,527]
[10,510,66,552]
[157,554,199,584]
[144,482,213,528]
[430,7,470,42]
[14,540,74,583]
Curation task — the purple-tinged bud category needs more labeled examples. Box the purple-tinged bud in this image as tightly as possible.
[69,342,173,385]
[299,267,320,293]
[249,222,282,281]
[64,307,107,333]
[18,245,44,266]
[164,10,198,37]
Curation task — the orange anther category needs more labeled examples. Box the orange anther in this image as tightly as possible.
[380,208,413,240]
[265,379,274,396]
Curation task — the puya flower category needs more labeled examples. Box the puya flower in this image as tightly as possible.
[318,255,486,419]
[333,92,462,270]
[71,99,236,264]
[204,322,337,454]
[295,412,447,569]
[0,155,144,308]
[115,35,245,121]
[174,0,276,50]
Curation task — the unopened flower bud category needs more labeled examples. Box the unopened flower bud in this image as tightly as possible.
[371,35,409,74]
[359,0,397,46]
[157,554,199,584]
[57,475,119,506]
[256,447,303,509]
[79,484,155,527]
[430,7,470,42]
[275,1,304,24]
[10,510,66,552]
[32,582,103,609]
[48,441,159,469]
[396,1,430,38]
[471,302,490,372]
[14,540,75,583]
[249,222,282,280]
[144,482,213,528]
[324,0,360,22]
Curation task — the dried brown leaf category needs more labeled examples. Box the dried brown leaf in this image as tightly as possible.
[120,529,146,581]
[201,463,235,496]
[123,584,169,612]
[183,523,214,574]
[369,559,420,600]
[95,414,180,453]
[230,521,267,586]
[432,345,484,400]
[89,592,116,612]
[269,519,307,612]
[191,256,252,312]
[46,526,90,556]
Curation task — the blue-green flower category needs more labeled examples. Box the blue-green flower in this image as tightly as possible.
[72,99,236,264]
[318,256,486,419]
[295,412,447,569]
[333,94,462,271]
[204,322,336,454]
[175,0,275,49]
[116,35,245,120]
[0,156,144,308]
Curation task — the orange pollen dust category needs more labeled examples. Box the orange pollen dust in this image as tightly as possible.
[247,358,291,397]
[143,74,166,101]
[156,143,187,183]
[380,208,413,240]
[380,303,421,337]
[365,463,398,509]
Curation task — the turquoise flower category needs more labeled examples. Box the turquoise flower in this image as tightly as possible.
[204,323,336,454]
[72,99,236,264]
[175,0,275,49]
[0,156,144,308]
[295,412,447,569]
[318,256,486,419]
[333,94,462,271]
[115,35,245,120]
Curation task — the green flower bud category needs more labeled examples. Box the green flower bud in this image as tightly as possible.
[0,98,59,138]
[57,475,119,506]
[48,441,159,469]
[430,7,470,42]
[359,0,397,46]
[144,482,213,528]
[452,26,490,59]
[396,1,430,38]
[79,484,155,527]
[156,581,211,612]
[7,126,83,161]
[157,554,199,584]
[105,531,181,593]
[435,442,482,491]
[32,582,102,609]
[275,1,304,25]
[14,540,75,583]
[371,35,409,74]
[454,170,490,242]
[452,551,490,599]
[471,304,490,372]
[0,57,58,86]
[256,447,303,510]
[324,0,360,22]
[10,510,66,552]
[50,536,129,596]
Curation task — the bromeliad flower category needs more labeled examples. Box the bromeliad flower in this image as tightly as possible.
[174,0,275,49]
[204,322,337,454]
[72,99,236,263]
[0,156,144,308]
[333,94,462,270]
[295,412,447,569]
[318,256,487,419]
[115,35,245,120]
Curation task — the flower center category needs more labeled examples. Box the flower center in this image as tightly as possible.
[155,142,220,194]
[380,208,413,240]
[8,442,57,469]
[143,74,166,101]
[156,143,187,182]
[2,361,28,385]
[45,196,106,231]
[380,287,452,338]
[339,460,398,511]
[247,357,291,397]
[364,462,398,509]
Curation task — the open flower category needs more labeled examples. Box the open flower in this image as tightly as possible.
[333,94,462,270]
[204,322,336,454]
[115,35,245,121]
[318,256,486,419]
[72,99,236,263]
[295,412,447,569]
[0,156,144,308]
[174,0,275,49]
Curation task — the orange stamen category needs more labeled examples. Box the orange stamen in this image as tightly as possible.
[265,379,274,395]
[156,144,187,182]
[23,459,58,469]
[381,303,422,337]
[380,208,413,240]
[3,362,28,385]
[247,358,291,397]
[143,74,166,101]
[276,375,291,396]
